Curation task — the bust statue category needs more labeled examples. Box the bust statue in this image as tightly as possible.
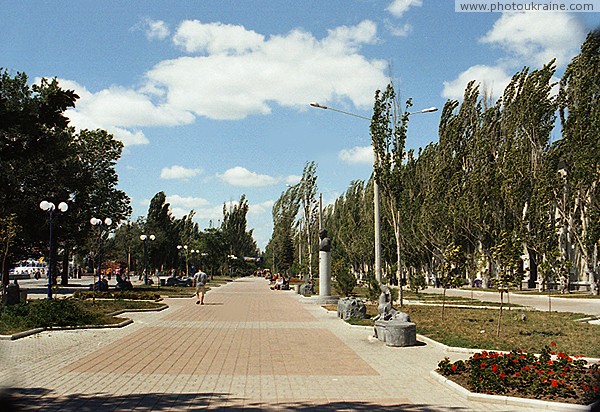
[319,228,331,252]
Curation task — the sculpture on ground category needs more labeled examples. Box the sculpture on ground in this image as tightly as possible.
[372,285,416,347]
[337,297,367,320]
[373,285,410,322]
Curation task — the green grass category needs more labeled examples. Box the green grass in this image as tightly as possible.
[0,298,164,335]
[326,301,600,358]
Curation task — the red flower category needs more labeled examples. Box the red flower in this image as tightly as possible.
[514,372,520,377]
[499,372,506,379]
[492,364,498,373]
[519,355,525,359]
[551,379,558,387]
[451,365,457,371]
[594,387,599,392]
[550,342,557,347]
[547,360,554,365]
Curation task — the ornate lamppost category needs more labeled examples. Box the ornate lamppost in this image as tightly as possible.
[90,217,113,295]
[140,234,155,285]
[40,201,68,299]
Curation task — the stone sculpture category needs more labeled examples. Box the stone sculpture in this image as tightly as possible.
[372,285,416,347]
[337,297,367,320]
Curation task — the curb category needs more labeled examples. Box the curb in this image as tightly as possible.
[0,303,169,341]
[430,370,596,411]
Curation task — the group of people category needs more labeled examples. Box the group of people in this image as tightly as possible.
[269,274,289,290]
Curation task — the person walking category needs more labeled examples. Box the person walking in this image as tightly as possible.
[193,270,208,305]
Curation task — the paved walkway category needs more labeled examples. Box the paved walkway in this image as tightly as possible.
[0,278,573,411]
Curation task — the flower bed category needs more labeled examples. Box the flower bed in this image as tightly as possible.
[437,343,600,405]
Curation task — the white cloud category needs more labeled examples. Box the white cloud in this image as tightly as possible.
[249,200,275,216]
[145,19,387,120]
[386,22,413,37]
[338,145,374,164]
[480,12,586,67]
[167,194,210,209]
[218,166,278,187]
[173,20,264,54]
[442,64,512,100]
[160,165,201,180]
[60,79,193,146]
[387,0,423,18]
[60,20,388,143]
[285,175,302,185]
[144,19,170,40]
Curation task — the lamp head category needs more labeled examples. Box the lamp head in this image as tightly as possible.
[140,234,147,241]
[40,201,55,212]
[58,202,68,212]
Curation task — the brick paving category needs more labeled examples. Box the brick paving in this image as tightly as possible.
[0,277,547,411]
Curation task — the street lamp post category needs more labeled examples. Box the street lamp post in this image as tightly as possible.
[140,234,155,285]
[90,217,113,295]
[177,245,183,277]
[183,245,189,276]
[40,200,68,299]
[309,101,437,284]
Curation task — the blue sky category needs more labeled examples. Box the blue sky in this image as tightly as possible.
[2,1,598,250]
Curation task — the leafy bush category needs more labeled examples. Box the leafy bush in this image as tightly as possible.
[365,272,381,302]
[333,260,357,297]
[438,343,600,405]
[0,299,105,331]
[409,272,427,293]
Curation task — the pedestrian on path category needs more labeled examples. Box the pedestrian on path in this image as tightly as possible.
[193,270,208,305]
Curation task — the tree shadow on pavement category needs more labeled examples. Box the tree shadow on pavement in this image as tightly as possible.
[2,387,476,411]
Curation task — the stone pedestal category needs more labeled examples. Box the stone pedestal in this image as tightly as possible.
[319,250,331,297]
[374,319,417,347]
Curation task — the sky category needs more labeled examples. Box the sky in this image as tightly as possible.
[2,1,598,251]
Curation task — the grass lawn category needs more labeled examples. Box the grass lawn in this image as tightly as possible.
[327,302,600,358]
[0,298,165,335]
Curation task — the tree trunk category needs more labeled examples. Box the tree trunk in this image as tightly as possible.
[496,290,504,337]
[527,247,538,288]
[441,288,447,321]
[61,243,69,286]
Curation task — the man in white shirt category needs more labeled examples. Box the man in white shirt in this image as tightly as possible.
[193,271,208,305]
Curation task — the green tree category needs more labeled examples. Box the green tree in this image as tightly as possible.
[439,243,466,321]
[270,185,300,275]
[0,214,20,287]
[297,161,319,278]
[332,259,357,297]
[221,195,258,260]
[371,82,411,305]
[490,231,524,336]
[0,70,131,285]
[557,30,600,288]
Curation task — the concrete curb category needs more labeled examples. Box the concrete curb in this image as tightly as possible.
[0,303,169,341]
[430,370,595,411]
